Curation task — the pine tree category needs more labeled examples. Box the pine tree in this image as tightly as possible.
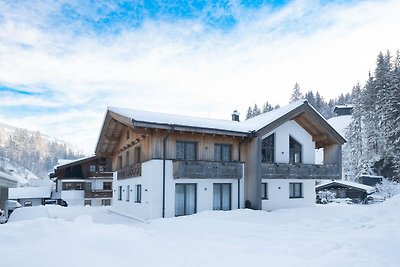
[290,83,303,103]
[246,107,253,119]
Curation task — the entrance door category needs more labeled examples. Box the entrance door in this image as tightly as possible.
[213,183,231,211]
[175,184,197,216]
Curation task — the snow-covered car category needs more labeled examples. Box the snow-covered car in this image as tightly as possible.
[7,200,22,215]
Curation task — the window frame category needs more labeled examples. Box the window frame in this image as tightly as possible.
[89,165,96,172]
[101,199,111,206]
[289,182,303,199]
[261,182,268,200]
[175,183,197,216]
[214,144,232,162]
[126,185,130,202]
[289,136,302,164]
[118,186,122,201]
[213,183,232,211]
[103,182,112,190]
[135,184,142,203]
[176,141,197,160]
[262,133,275,163]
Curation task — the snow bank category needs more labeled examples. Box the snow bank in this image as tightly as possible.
[1,201,400,267]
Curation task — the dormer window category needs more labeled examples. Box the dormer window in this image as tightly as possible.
[262,133,275,163]
[289,136,302,164]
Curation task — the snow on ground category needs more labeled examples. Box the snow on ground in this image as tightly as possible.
[1,198,400,267]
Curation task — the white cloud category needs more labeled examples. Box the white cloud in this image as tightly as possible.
[0,0,399,151]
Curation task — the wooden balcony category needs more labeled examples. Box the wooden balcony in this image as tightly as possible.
[173,160,243,179]
[117,163,142,180]
[86,171,113,178]
[261,163,340,180]
[84,190,112,198]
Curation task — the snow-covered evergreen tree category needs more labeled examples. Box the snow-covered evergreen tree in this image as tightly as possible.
[290,83,303,103]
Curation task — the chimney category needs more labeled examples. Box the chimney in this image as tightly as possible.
[231,110,240,122]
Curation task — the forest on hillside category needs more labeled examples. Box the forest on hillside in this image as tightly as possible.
[0,127,86,179]
[246,50,400,181]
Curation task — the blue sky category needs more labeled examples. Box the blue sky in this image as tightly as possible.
[0,0,399,152]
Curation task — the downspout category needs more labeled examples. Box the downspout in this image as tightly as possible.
[162,126,174,218]
[237,138,247,209]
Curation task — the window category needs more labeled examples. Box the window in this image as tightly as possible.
[262,133,275,163]
[127,130,130,140]
[214,144,232,162]
[213,183,231,210]
[261,183,268,199]
[85,182,92,191]
[63,182,72,190]
[289,136,302,164]
[76,183,84,190]
[134,147,141,164]
[126,185,130,202]
[98,165,105,172]
[175,184,197,216]
[118,156,123,169]
[101,199,111,206]
[118,186,122,201]
[126,150,130,167]
[103,182,112,190]
[135,185,142,203]
[84,200,92,206]
[176,141,197,160]
[89,165,96,172]
[289,183,303,198]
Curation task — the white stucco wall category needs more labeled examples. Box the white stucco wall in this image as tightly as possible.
[112,160,245,221]
[262,120,316,164]
[261,179,316,211]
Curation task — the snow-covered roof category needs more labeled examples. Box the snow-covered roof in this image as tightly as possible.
[108,100,307,134]
[327,115,352,137]
[9,186,51,199]
[334,105,353,109]
[97,99,346,154]
[0,170,18,187]
[316,180,375,194]
[54,155,97,169]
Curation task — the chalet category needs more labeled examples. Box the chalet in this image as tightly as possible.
[0,170,18,217]
[95,100,345,221]
[316,180,374,203]
[50,156,113,206]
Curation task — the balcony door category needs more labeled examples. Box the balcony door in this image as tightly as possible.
[213,183,231,211]
[175,184,197,216]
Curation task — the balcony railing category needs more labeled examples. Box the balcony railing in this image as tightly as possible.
[86,171,113,178]
[173,160,243,179]
[85,190,113,198]
[261,163,340,180]
[117,163,142,180]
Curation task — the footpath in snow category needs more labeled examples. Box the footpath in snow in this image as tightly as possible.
[1,197,400,267]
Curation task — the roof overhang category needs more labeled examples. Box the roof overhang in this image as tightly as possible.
[256,102,346,149]
[95,110,249,156]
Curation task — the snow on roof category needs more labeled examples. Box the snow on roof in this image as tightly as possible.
[0,170,18,184]
[54,155,97,169]
[327,115,352,137]
[334,105,353,109]
[108,100,307,134]
[316,180,375,194]
[9,186,51,199]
